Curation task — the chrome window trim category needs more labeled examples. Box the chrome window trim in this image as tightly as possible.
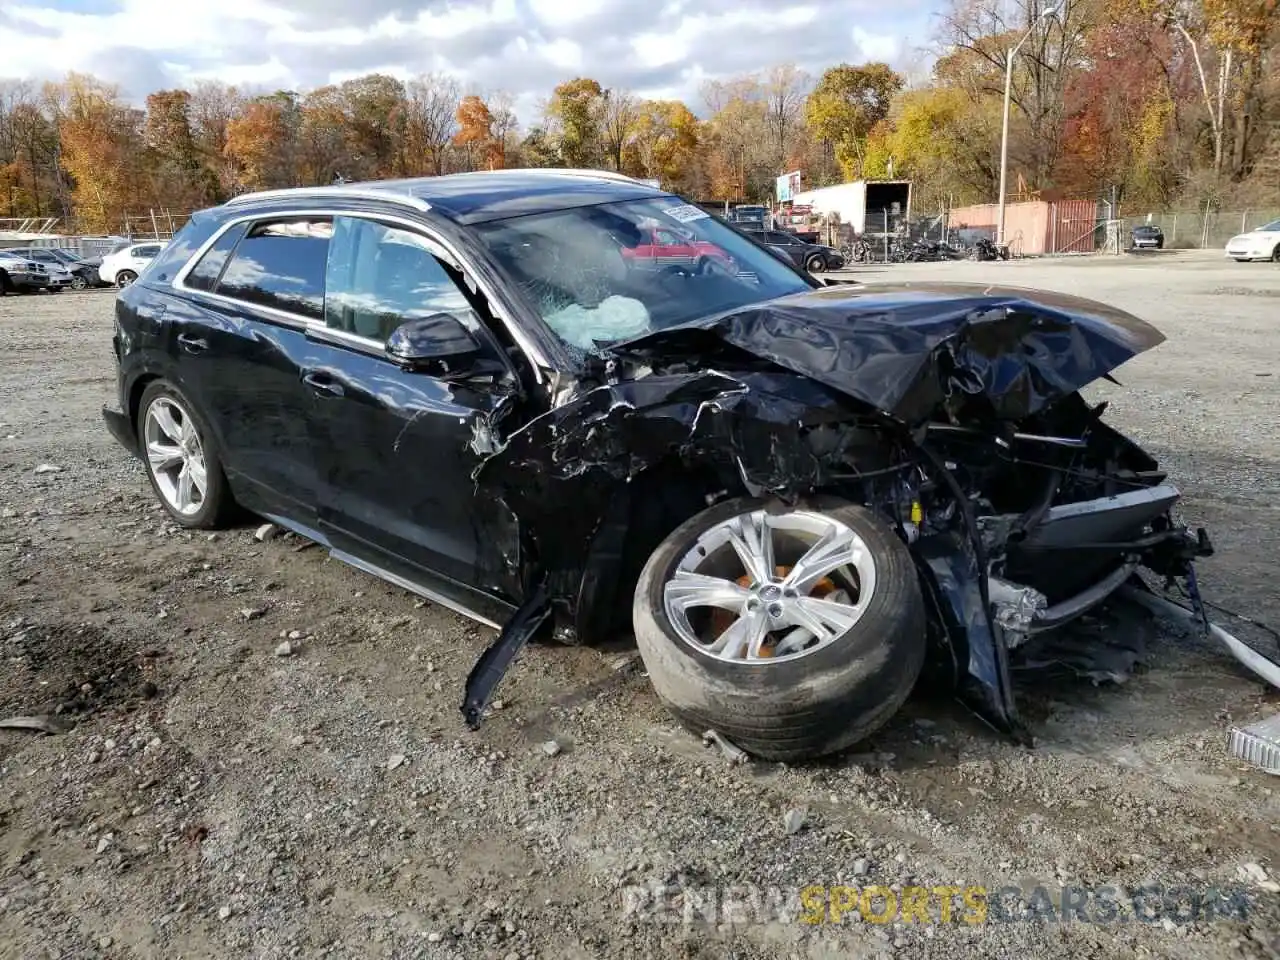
[224,186,432,213]
[170,207,549,382]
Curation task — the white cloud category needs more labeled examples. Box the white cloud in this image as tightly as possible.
[0,0,941,119]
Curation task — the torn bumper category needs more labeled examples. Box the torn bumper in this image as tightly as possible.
[921,483,1215,738]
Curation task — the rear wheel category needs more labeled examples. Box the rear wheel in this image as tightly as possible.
[1272,244,1280,263]
[116,270,138,288]
[0,270,10,295]
[633,496,926,761]
[804,253,827,273]
[138,381,235,529]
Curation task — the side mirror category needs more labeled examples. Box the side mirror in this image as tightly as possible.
[385,313,481,370]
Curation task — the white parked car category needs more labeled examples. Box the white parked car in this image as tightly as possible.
[1224,218,1280,262]
[99,241,168,287]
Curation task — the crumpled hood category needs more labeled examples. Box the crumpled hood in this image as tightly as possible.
[613,281,1166,423]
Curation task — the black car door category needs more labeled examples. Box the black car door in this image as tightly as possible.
[763,232,805,267]
[302,214,523,617]
[169,217,332,531]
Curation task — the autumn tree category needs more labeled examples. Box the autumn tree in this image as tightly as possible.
[701,76,770,199]
[0,81,62,217]
[862,85,1002,207]
[941,0,1092,191]
[762,64,810,170]
[487,91,519,169]
[224,95,296,191]
[188,81,242,199]
[598,89,638,172]
[144,89,213,206]
[298,85,349,185]
[805,63,904,180]
[545,77,604,166]
[47,74,140,232]
[339,74,406,178]
[454,94,497,170]
[517,126,560,168]
[626,100,701,192]
[405,73,460,175]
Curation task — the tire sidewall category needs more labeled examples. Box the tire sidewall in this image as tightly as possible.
[633,495,925,716]
[137,380,229,528]
[117,271,137,288]
[805,254,825,273]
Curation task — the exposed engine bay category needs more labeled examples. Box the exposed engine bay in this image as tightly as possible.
[462,281,1233,743]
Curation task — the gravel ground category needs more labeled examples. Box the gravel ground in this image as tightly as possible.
[1,252,1278,960]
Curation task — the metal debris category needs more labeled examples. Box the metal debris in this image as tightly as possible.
[1229,714,1280,777]
[701,729,748,765]
[0,715,72,735]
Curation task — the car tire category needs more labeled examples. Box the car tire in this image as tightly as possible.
[116,270,138,288]
[804,253,826,273]
[137,380,236,530]
[1272,244,1280,263]
[0,270,10,296]
[633,495,926,761]
[70,275,88,290]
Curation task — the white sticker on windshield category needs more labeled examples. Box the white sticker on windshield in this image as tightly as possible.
[664,202,709,223]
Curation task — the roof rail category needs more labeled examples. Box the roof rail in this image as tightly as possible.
[504,167,654,186]
[224,185,432,212]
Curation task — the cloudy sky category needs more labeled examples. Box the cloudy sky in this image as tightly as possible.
[2,0,943,121]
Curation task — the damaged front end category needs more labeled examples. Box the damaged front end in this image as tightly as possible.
[464,282,1218,740]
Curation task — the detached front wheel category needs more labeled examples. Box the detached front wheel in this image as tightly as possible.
[633,496,926,761]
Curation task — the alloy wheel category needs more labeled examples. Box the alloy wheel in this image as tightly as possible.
[143,397,208,517]
[662,510,877,664]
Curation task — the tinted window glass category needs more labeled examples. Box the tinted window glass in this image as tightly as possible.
[216,219,332,320]
[134,245,162,259]
[324,216,474,342]
[185,223,247,292]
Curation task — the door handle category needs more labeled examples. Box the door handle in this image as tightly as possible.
[177,333,208,354]
[302,370,346,398]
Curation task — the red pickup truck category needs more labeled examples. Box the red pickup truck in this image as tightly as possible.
[621,227,735,271]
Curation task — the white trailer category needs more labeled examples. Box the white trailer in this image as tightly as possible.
[791,180,912,237]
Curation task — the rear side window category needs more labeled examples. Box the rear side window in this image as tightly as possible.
[184,223,247,292]
[323,216,474,342]
[133,245,161,259]
[215,219,333,320]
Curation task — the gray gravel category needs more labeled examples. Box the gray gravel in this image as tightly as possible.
[1,253,1278,959]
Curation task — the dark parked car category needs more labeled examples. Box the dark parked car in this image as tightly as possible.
[0,251,51,293]
[7,246,104,288]
[1130,224,1164,250]
[104,170,1218,761]
[757,229,845,272]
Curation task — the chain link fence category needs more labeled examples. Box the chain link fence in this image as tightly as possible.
[1127,209,1280,250]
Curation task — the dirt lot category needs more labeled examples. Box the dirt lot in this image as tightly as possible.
[1,252,1278,960]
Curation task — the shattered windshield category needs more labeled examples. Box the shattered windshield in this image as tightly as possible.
[474,197,813,355]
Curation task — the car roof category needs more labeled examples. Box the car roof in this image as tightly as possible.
[222,169,670,225]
